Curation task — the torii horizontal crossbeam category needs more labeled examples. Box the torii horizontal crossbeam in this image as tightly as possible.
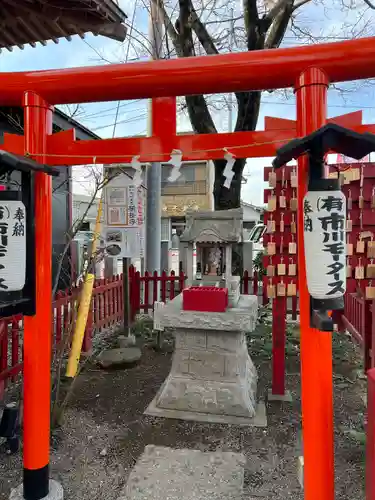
[1,37,375,106]
[2,110,372,165]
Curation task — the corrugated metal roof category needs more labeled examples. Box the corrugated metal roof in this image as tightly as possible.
[0,0,127,52]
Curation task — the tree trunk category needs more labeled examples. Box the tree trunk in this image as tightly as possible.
[213,157,246,210]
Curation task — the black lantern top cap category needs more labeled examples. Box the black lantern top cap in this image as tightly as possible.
[0,150,59,177]
[272,123,375,169]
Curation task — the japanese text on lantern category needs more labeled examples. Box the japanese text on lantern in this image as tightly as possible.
[0,201,27,292]
[303,191,346,300]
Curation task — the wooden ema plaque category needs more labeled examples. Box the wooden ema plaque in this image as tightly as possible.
[263,163,375,300]
[263,166,298,298]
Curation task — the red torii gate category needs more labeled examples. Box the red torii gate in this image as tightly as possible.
[2,36,375,500]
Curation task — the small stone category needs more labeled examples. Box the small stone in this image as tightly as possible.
[100,448,108,456]
[336,382,350,389]
[97,347,142,369]
[118,334,136,348]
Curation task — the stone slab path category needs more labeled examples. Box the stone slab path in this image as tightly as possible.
[117,445,246,500]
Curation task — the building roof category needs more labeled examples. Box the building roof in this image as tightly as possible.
[0,0,127,52]
[0,106,101,140]
[54,108,102,140]
[241,201,264,213]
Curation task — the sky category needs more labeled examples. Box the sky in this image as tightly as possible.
[1,0,375,206]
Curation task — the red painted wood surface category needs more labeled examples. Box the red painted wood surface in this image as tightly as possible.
[272,297,287,396]
[3,37,375,108]
[341,294,374,372]
[367,368,375,500]
[183,287,228,312]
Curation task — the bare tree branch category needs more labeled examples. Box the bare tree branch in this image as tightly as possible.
[363,0,375,8]
[186,95,218,133]
[265,0,294,49]
[292,0,312,11]
[189,7,219,55]
[264,0,292,22]
[151,0,183,55]
[177,0,195,56]
[243,0,259,37]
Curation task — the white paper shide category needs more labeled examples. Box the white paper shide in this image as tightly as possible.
[0,200,26,292]
[303,190,346,300]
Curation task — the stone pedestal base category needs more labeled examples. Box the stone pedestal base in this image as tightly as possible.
[267,389,293,402]
[146,295,266,425]
[156,329,257,417]
[10,481,63,500]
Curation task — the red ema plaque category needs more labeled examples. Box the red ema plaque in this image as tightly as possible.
[182,286,228,313]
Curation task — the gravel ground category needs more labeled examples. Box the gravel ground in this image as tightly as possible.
[0,315,367,500]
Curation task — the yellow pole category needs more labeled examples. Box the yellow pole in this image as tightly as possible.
[66,195,104,377]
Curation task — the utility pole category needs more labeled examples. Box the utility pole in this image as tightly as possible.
[228,8,234,133]
[146,0,163,274]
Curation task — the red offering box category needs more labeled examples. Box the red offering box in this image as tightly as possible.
[182,286,228,312]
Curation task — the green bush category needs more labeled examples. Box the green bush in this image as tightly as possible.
[253,250,265,279]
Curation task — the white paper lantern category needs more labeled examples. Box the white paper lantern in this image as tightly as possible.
[303,190,346,300]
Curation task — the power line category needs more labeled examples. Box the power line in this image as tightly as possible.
[261,100,375,109]
[77,100,144,120]
[112,0,139,137]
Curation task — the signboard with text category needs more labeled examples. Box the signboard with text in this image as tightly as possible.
[103,171,144,259]
[0,200,26,291]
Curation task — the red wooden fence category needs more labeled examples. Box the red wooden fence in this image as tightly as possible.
[339,293,375,372]
[0,268,261,397]
[0,315,23,397]
[367,368,375,500]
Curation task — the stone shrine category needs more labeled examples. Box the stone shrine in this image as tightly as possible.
[181,208,244,306]
[145,209,265,426]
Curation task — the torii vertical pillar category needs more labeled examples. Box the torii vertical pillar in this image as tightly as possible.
[22,92,53,500]
[295,68,334,500]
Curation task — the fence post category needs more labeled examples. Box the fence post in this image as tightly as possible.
[262,278,269,306]
[366,367,375,500]
[144,271,150,314]
[170,271,176,300]
[161,270,167,302]
[243,270,249,295]
[364,299,373,372]
[153,270,158,306]
[134,271,141,319]
[269,296,291,402]
[55,291,63,346]
[83,302,93,353]
[122,258,131,336]
[179,271,185,293]
[253,271,258,296]
[292,294,298,321]
[11,318,20,382]
[0,320,7,399]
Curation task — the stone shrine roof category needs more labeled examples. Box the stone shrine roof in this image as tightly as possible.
[180,208,243,243]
